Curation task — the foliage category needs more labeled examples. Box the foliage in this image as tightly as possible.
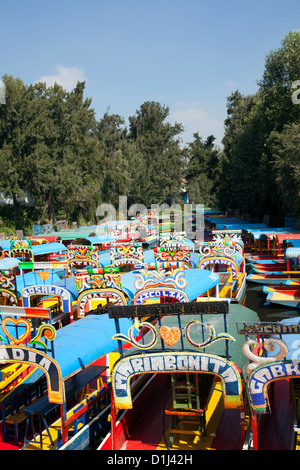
[185,133,221,207]
[0,31,299,232]
[219,31,300,223]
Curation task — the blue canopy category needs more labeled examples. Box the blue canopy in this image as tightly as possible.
[54,275,79,302]
[31,242,67,256]
[267,317,300,361]
[0,314,134,394]
[54,314,133,379]
[120,268,220,302]
[0,240,13,250]
[241,227,297,239]
[0,257,19,270]
[15,271,62,296]
[98,251,112,267]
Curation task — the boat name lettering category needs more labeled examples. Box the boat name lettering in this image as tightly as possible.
[22,285,71,313]
[22,285,69,300]
[238,322,300,335]
[77,289,126,317]
[201,259,234,268]
[135,290,186,304]
[112,352,243,409]
[247,360,300,413]
[0,345,63,402]
[0,346,51,369]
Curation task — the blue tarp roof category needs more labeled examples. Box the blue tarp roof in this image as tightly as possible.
[53,314,133,378]
[285,240,300,248]
[0,241,13,250]
[98,251,112,267]
[31,242,67,255]
[0,257,19,270]
[120,268,220,301]
[205,217,267,232]
[15,271,62,296]
[1,241,67,254]
[54,275,79,301]
[0,314,133,381]
[242,227,296,239]
[216,223,267,231]
[190,252,200,267]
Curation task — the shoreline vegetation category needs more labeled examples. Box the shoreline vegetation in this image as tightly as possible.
[0,31,299,235]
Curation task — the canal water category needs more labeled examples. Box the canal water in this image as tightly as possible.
[244,284,300,323]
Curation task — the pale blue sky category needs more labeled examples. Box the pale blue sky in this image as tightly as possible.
[1,0,299,145]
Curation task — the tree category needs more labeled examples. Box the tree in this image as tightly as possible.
[0,77,104,228]
[127,101,185,207]
[0,75,46,228]
[185,133,221,206]
[272,123,300,217]
[95,111,130,208]
[218,31,300,223]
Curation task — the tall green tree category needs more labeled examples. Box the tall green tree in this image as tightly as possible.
[127,101,185,207]
[185,133,221,206]
[0,75,46,228]
[218,31,300,223]
[272,123,300,217]
[96,111,131,208]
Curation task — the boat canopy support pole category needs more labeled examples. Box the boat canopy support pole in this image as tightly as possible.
[251,413,259,450]
[110,387,117,450]
[60,401,68,445]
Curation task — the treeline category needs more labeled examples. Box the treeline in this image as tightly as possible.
[219,31,300,225]
[0,31,299,233]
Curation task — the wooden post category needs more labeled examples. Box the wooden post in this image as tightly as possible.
[110,388,116,451]
[60,403,69,445]
[240,409,245,449]
[251,413,259,450]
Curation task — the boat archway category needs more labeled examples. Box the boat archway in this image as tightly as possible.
[111,351,243,410]
[21,284,71,314]
[198,256,239,280]
[77,288,128,317]
[0,345,63,403]
[67,258,99,275]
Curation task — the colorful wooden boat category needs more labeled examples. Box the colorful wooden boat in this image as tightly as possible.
[198,230,246,303]
[0,305,135,449]
[263,285,300,293]
[249,261,288,270]
[247,273,300,285]
[246,254,284,263]
[264,288,300,309]
[249,265,299,274]
[246,258,285,265]
[242,319,300,449]
[7,240,67,263]
[97,301,258,451]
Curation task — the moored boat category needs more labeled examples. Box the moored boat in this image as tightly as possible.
[264,288,300,309]
[243,318,300,449]
[97,300,258,451]
[0,306,135,450]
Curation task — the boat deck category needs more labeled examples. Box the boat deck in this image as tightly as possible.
[256,379,294,450]
[115,376,242,451]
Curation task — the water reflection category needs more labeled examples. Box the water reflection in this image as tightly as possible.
[245,284,300,322]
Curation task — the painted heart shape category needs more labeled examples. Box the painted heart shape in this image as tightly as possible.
[38,270,50,281]
[159,326,181,346]
[1,317,31,344]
